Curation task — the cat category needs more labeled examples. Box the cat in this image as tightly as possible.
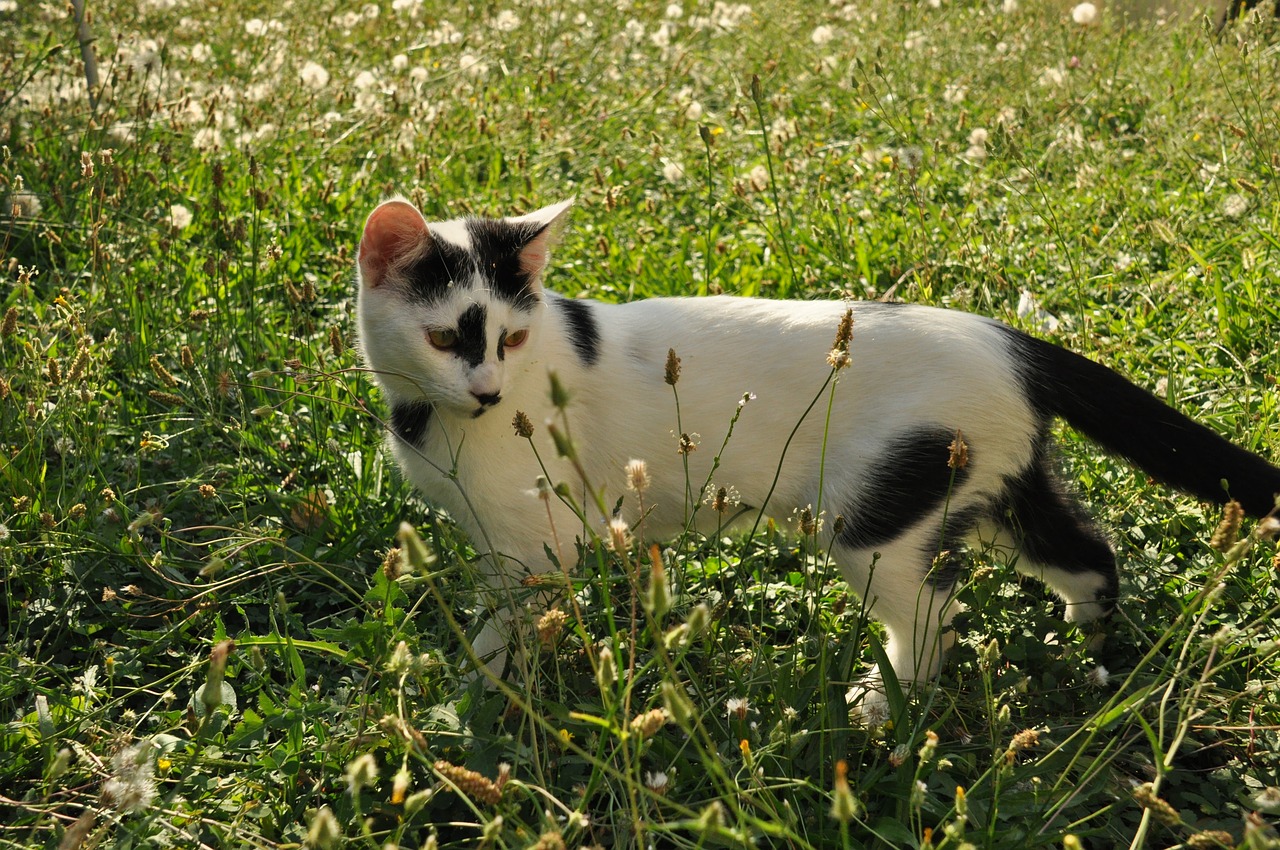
[355,196,1280,717]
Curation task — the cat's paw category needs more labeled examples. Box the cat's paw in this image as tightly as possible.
[845,672,891,727]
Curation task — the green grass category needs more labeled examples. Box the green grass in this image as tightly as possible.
[3,0,1280,847]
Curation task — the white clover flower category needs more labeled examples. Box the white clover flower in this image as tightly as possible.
[666,3,683,17]
[747,164,769,191]
[662,159,685,184]
[811,24,834,45]
[1002,0,1018,11]
[968,127,989,147]
[392,0,422,13]
[684,100,703,121]
[1071,2,1098,25]
[244,18,268,36]
[361,3,380,19]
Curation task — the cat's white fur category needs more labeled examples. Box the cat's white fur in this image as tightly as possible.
[357,197,1280,718]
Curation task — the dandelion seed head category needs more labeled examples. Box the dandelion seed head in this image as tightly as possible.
[299,60,330,90]
[1071,2,1098,25]
[102,741,157,814]
[169,204,193,230]
[625,458,650,493]
[492,9,521,31]
[645,770,670,794]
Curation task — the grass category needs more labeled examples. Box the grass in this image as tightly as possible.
[3,0,1280,847]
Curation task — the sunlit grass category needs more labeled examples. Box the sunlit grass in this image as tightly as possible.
[2,1,1280,848]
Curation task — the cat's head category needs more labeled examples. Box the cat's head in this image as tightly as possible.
[356,197,573,419]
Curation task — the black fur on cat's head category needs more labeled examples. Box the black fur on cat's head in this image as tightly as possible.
[356,197,574,420]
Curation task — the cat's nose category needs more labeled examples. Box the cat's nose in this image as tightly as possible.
[472,391,501,407]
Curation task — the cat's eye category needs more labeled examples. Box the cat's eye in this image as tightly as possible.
[503,329,529,349]
[427,328,458,350]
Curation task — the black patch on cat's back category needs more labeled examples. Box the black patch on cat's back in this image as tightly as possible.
[550,295,601,366]
[466,218,544,309]
[454,304,488,367]
[390,400,433,446]
[403,238,475,305]
[839,427,970,550]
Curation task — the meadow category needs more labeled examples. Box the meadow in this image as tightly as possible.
[3,0,1280,847]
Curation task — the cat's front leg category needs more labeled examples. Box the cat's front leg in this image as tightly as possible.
[837,540,963,725]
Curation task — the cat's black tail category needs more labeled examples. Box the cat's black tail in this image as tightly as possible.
[1003,326,1280,518]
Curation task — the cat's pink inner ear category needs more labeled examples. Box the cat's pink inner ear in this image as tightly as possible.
[358,200,429,288]
[517,198,574,279]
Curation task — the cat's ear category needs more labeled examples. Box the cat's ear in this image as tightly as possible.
[358,198,430,288]
[512,198,575,279]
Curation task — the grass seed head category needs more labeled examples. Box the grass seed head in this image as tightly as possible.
[948,431,969,469]
[536,608,568,647]
[827,308,854,369]
[434,760,503,805]
[629,707,668,739]
[1210,500,1244,551]
[149,354,178,388]
[1133,782,1181,826]
[664,348,681,385]
[1,306,17,336]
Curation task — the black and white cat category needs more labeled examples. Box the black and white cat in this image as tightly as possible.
[356,197,1280,714]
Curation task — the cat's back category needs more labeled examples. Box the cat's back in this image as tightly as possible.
[607,295,1006,358]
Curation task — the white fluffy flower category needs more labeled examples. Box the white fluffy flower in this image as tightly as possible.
[169,204,193,230]
[1071,2,1098,25]
[662,159,685,184]
[1222,193,1248,219]
[811,24,834,45]
[492,9,520,31]
[298,61,330,90]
